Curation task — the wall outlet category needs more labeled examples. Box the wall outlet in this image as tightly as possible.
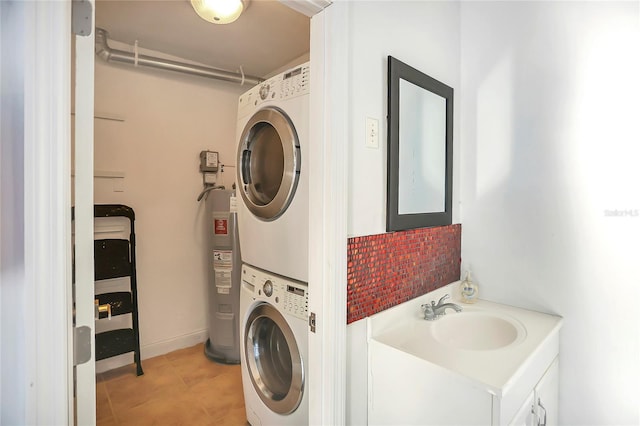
[366,117,379,149]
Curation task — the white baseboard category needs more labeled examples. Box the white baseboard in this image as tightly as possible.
[95,328,209,374]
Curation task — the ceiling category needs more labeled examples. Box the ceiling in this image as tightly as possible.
[95,0,311,79]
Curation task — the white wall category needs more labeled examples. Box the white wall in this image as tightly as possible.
[347,0,461,238]
[93,44,248,364]
[460,2,640,424]
[342,2,461,423]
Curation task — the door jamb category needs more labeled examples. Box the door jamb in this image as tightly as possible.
[308,2,349,425]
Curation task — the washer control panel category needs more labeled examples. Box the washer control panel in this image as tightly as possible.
[242,264,308,321]
[282,282,308,320]
[262,280,273,297]
[237,62,310,118]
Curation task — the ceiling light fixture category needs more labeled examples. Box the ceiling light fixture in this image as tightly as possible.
[190,0,248,25]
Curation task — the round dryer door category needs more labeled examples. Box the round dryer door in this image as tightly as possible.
[237,107,300,221]
[244,303,304,415]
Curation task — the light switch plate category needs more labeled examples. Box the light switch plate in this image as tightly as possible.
[366,117,379,149]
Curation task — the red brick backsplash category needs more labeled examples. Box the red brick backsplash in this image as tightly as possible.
[346,224,461,324]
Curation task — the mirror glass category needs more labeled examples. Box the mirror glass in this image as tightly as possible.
[398,79,446,214]
[387,56,453,231]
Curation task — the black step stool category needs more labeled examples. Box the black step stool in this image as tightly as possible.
[92,204,143,376]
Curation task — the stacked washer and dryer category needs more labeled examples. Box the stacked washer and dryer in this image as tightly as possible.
[235,62,310,426]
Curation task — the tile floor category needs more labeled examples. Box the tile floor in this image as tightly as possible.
[96,343,247,425]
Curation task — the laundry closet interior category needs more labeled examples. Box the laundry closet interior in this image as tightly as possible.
[87,0,311,418]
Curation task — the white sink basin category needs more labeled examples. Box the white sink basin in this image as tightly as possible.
[432,311,526,351]
[367,283,564,426]
[370,284,562,393]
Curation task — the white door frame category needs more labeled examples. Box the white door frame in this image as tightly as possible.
[308,2,349,425]
[26,4,75,420]
[74,0,98,424]
[0,0,73,424]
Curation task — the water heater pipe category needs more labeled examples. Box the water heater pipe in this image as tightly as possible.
[95,28,264,86]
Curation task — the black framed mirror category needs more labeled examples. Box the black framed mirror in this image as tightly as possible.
[386,56,453,232]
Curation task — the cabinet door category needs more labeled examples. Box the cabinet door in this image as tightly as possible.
[509,391,536,426]
[535,357,559,426]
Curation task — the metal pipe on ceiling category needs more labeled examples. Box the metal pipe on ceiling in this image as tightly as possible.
[95,28,264,86]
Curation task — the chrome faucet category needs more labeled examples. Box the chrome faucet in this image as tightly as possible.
[421,294,462,321]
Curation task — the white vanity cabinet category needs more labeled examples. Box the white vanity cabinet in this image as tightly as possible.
[367,283,563,426]
[368,338,559,425]
[510,358,559,426]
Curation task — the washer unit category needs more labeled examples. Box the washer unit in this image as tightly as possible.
[236,62,309,283]
[239,264,308,426]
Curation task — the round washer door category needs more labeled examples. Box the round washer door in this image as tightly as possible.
[244,302,304,415]
[237,107,300,221]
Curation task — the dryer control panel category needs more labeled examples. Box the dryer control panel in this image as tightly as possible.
[242,264,309,321]
[279,64,309,99]
[237,62,310,119]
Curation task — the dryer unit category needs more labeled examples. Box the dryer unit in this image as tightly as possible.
[239,264,308,426]
[236,62,309,282]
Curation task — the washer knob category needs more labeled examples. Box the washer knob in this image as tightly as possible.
[259,84,270,100]
[263,280,273,297]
